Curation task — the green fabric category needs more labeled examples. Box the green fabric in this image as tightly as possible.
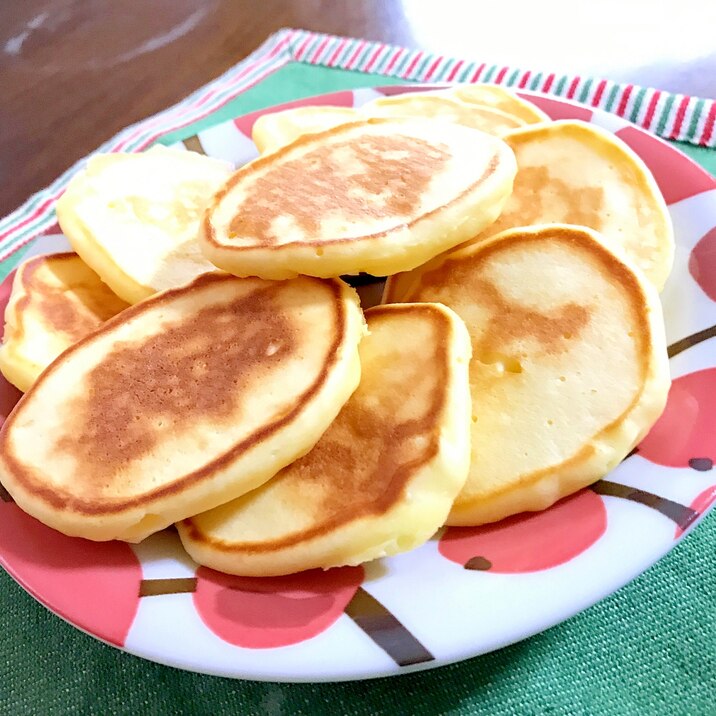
[0,243,31,283]
[2,60,716,715]
[675,141,716,176]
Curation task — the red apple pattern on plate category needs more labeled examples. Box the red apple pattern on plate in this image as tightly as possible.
[0,86,715,681]
[439,490,607,573]
[137,566,433,666]
[0,499,142,647]
[438,479,701,574]
[638,367,716,472]
[191,567,364,649]
[689,227,716,302]
[521,92,593,122]
[614,126,716,205]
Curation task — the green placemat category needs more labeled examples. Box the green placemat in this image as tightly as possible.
[1,31,715,715]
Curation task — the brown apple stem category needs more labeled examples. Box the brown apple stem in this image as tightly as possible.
[0,482,13,503]
[592,480,699,531]
[344,587,434,667]
[139,577,198,597]
[183,135,207,155]
[464,556,492,571]
[667,323,716,358]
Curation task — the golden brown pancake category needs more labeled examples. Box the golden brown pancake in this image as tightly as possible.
[56,146,233,304]
[451,84,551,124]
[201,117,517,279]
[384,224,670,525]
[178,302,472,576]
[361,93,526,135]
[251,87,549,156]
[470,120,674,290]
[252,106,359,154]
[0,273,364,542]
[0,253,129,392]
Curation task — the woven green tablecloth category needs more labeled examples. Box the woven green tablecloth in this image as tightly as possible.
[1,31,715,715]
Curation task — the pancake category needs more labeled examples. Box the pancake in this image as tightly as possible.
[201,117,517,280]
[177,302,472,576]
[252,87,548,156]
[0,273,364,542]
[362,92,526,135]
[0,253,129,392]
[252,106,359,154]
[55,146,233,304]
[470,120,674,290]
[384,224,670,526]
[451,84,551,124]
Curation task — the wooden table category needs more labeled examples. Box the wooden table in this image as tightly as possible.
[2,0,714,217]
[0,0,420,217]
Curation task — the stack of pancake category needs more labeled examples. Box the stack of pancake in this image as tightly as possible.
[0,85,673,576]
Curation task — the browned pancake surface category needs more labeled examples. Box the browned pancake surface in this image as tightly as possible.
[222,134,452,246]
[18,253,128,340]
[184,304,452,551]
[384,224,670,525]
[56,286,297,492]
[0,273,357,520]
[201,118,517,282]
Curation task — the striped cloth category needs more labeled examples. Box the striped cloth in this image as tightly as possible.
[292,32,716,147]
[2,27,715,266]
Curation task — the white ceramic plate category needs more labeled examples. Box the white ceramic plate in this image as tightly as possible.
[1,86,715,682]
